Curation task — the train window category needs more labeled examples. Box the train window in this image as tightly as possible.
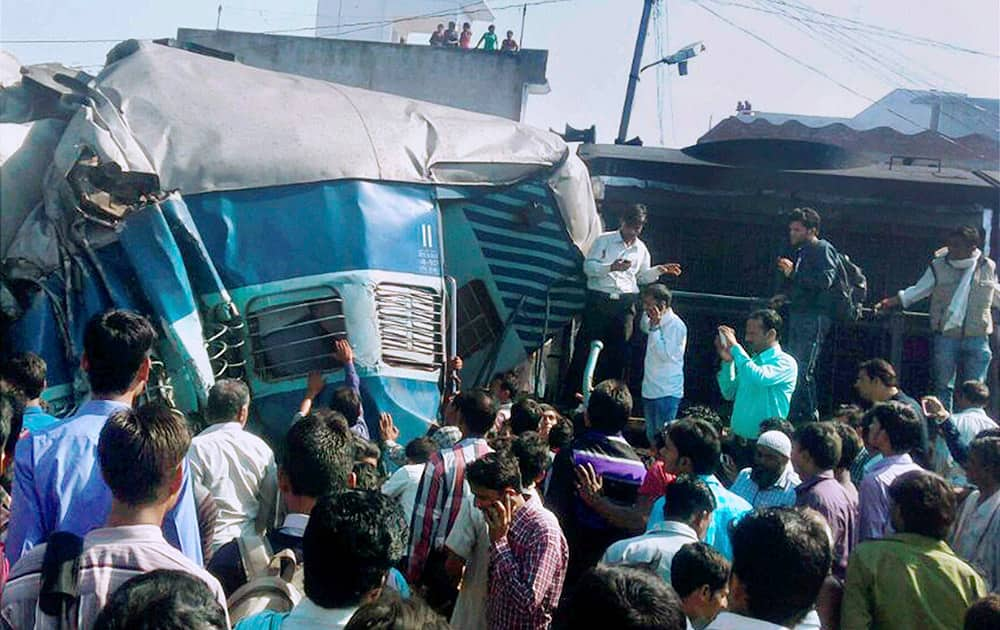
[456,280,502,357]
[246,291,345,381]
[376,284,443,370]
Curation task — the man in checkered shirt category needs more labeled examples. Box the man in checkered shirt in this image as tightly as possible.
[467,451,568,630]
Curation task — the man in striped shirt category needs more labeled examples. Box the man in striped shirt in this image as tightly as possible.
[407,389,495,585]
[2,403,227,629]
[729,430,800,509]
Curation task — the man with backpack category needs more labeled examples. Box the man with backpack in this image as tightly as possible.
[773,207,842,425]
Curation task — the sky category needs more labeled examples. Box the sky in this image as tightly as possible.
[2,0,998,148]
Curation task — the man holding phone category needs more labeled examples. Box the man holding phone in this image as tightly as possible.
[466,451,568,630]
[575,204,682,389]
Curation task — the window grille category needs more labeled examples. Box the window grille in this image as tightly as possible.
[247,292,346,381]
[375,284,443,370]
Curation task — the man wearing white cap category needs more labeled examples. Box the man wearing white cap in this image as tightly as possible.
[729,431,800,509]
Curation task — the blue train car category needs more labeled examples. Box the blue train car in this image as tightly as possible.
[0,41,600,443]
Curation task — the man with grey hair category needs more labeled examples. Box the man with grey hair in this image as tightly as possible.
[188,378,278,553]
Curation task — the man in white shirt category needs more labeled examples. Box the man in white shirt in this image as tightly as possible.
[706,509,832,630]
[2,403,228,629]
[602,475,714,584]
[923,381,998,486]
[382,436,436,524]
[950,435,1000,592]
[576,204,682,387]
[188,379,278,553]
[640,284,687,444]
[237,490,401,630]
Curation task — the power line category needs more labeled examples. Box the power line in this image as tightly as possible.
[689,0,987,156]
[703,0,999,58]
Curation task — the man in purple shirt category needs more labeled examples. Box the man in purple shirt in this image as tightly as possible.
[791,422,857,579]
[6,310,203,566]
[857,402,924,540]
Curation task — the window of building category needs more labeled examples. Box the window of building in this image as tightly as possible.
[456,280,502,358]
[376,283,443,370]
[246,290,346,382]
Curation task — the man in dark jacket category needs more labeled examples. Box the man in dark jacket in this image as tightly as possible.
[774,207,839,424]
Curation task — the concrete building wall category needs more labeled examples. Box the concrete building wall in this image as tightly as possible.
[176,28,548,121]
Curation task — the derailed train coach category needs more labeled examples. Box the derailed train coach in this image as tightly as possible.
[0,40,601,444]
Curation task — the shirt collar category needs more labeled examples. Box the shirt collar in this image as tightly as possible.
[707,611,789,630]
[886,532,953,553]
[75,399,131,417]
[84,524,168,546]
[647,520,700,540]
[285,597,357,627]
[281,513,310,537]
[796,470,836,493]
[753,344,783,361]
[24,405,46,415]
[872,453,914,470]
[197,421,244,436]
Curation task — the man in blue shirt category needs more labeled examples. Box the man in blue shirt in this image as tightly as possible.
[647,419,752,560]
[6,309,203,566]
[0,352,59,434]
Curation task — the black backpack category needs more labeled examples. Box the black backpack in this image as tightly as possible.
[831,249,868,322]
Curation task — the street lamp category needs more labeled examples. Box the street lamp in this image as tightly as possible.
[641,41,706,75]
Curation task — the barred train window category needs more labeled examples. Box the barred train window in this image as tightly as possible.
[456,280,502,358]
[375,283,443,370]
[247,290,346,381]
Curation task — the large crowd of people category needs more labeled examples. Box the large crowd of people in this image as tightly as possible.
[0,204,997,629]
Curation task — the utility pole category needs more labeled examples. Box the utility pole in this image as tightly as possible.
[520,4,528,48]
[615,0,657,144]
[216,4,222,30]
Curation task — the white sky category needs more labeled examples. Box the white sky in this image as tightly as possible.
[2,0,998,147]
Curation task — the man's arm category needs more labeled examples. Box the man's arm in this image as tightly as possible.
[575,464,647,535]
[334,339,365,420]
[898,267,936,309]
[717,362,737,401]
[730,345,797,387]
[255,457,279,535]
[5,439,44,565]
[582,236,615,280]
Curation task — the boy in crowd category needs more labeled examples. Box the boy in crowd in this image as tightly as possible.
[671,542,730,630]
[0,352,59,433]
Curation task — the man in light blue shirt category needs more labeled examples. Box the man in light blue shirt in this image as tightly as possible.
[647,419,752,560]
[729,430,800,509]
[0,352,60,434]
[6,310,203,566]
[716,309,798,440]
[603,475,713,584]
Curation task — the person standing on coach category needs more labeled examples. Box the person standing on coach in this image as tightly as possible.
[581,204,681,384]
[774,207,839,424]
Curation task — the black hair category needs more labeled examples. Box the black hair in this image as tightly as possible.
[1,352,46,400]
[99,403,190,506]
[454,389,496,436]
[92,569,227,630]
[957,380,990,407]
[759,417,794,438]
[889,471,956,539]
[466,450,522,492]
[620,204,648,228]
[964,593,1000,630]
[663,474,716,522]
[304,490,399,609]
[405,437,436,465]
[353,434,381,463]
[667,419,721,475]
[331,386,362,421]
[788,207,821,232]
[831,403,865,428]
[748,309,783,341]
[562,564,686,630]
[282,410,354,498]
[678,404,723,431]
[729,508,832,626]
[205,378,249,424]
[509,398,543,435]
[587,379,633,434]
[548,416,574,451]
[0,387,25,462]
[670,542,730,599]
[793,422,842,471]
[353,462,384,491]
[864,401,922,453]
[498,375,519,397]
[969,436,1000,481]
[345,591,449,630]
[511,431,550,486]
[947,225,981,249]
[858,358,897,387]
[641,283,672,308]
[833,422,862,471]
[83,310,157,395]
